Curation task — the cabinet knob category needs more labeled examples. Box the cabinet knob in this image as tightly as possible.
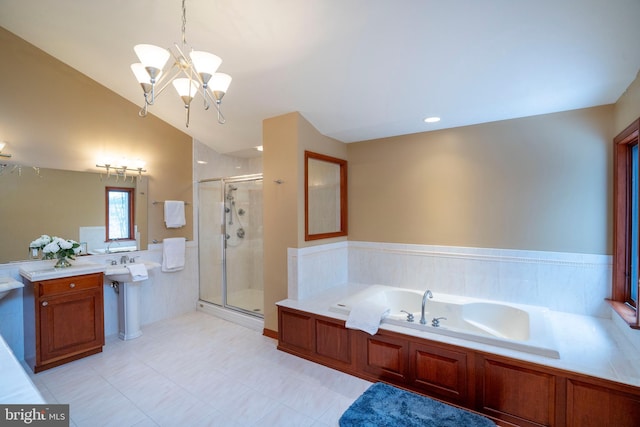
[42,301,48,306]
[69,283,76,288]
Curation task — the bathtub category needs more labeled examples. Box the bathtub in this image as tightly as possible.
[329,285,560,359]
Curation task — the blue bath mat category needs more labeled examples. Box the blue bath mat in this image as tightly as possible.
[339,382,495,427]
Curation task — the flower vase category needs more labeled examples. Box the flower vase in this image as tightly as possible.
[54,255,72,268]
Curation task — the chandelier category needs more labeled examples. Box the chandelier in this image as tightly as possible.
[130,0,231,127]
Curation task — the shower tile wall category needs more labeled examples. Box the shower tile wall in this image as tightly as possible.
[225,181,264,299]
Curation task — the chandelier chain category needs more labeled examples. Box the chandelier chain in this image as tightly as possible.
[181,0,187,47]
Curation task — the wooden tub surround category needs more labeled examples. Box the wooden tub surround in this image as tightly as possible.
[278,305,640,427]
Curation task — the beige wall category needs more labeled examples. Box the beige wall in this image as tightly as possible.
[262,112,347,331]
[348,106,614,255]
[0,27,193,245]
[613,70,640,134]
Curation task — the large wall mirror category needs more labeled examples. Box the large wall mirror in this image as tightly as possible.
[305,151,348,241]
[0,167,147,263]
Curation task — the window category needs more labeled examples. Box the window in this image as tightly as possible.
[612,118,640,328]
[105,187,134,241]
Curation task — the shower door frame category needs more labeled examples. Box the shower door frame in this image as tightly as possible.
[198,173,263,318]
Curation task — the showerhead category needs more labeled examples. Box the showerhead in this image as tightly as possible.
[225,185,238,200]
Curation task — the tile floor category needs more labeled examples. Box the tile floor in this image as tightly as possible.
[28,311,372,427]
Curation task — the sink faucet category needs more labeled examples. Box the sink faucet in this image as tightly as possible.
[106,240,120,254]
[420,290,433,325]
[120,255,128,264]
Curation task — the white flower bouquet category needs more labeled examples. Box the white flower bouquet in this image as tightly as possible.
[30,234,81,261]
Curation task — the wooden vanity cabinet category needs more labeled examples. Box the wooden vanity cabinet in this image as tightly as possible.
[23,272,105,373]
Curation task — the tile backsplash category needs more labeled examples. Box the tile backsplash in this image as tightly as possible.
[289,241,612,318]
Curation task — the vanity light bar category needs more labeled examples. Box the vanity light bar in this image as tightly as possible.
[95,163,147,181]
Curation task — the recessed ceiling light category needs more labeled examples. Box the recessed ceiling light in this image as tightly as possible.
[424,117,440,123]
[196,160,208,164]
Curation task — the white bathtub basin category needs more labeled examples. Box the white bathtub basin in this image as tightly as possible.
[330,285,559,359]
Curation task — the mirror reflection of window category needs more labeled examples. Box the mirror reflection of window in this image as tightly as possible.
[106,187,134,241]
[308,158,341,234]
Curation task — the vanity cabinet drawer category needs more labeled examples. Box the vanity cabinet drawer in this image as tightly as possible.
[38,273,102,297]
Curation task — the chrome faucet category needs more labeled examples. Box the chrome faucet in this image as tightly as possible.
[420,290,433,325]
[106,239,120,254]
[120,255,128,264]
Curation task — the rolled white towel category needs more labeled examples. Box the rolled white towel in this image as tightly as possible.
[345,300,390,335]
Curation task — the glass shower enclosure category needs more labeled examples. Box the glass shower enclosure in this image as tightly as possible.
[198,174,263,316]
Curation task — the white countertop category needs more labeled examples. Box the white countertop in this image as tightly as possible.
[19,261,105,281]
[277,283,640,389]
[0,334,44,403]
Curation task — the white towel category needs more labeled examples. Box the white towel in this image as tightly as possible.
[345,300,390,335]
[127,263,148,282]
[164,201,186,228]
[162,237,186,272]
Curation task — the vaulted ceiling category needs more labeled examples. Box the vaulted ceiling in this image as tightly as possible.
[1,0,639,156]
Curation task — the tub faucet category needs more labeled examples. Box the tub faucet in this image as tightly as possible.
[420,290,433,325]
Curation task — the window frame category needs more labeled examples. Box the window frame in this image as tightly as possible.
[105,186,135,242]
[612,118,640,328]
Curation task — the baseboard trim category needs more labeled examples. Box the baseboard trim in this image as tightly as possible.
[263,328,277,339]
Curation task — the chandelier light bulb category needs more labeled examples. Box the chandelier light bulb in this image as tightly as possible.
[134,44,170,80]
[189,51,222,85]
[130,63,151,84]
[209,73,232,100]
[172,78,200,104]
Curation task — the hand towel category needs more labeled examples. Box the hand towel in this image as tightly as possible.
[345,300,390,335]
[164,201,186,228]
[162,237,186,272]
[126,263,148,282]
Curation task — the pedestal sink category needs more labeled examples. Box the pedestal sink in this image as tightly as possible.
[104,260,160,340]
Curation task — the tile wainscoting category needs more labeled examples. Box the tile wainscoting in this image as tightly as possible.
[289,241,612,318]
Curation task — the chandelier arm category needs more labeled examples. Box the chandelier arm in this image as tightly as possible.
[201,89,225,124]
[216,103,226,124]
[139,101,148,117]
[201,88,213,110]
[151,66,183,99]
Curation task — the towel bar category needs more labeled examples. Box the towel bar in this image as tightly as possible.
[152,201,191,205]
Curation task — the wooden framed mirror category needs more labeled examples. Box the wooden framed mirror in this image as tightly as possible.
[305,151,348,240]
